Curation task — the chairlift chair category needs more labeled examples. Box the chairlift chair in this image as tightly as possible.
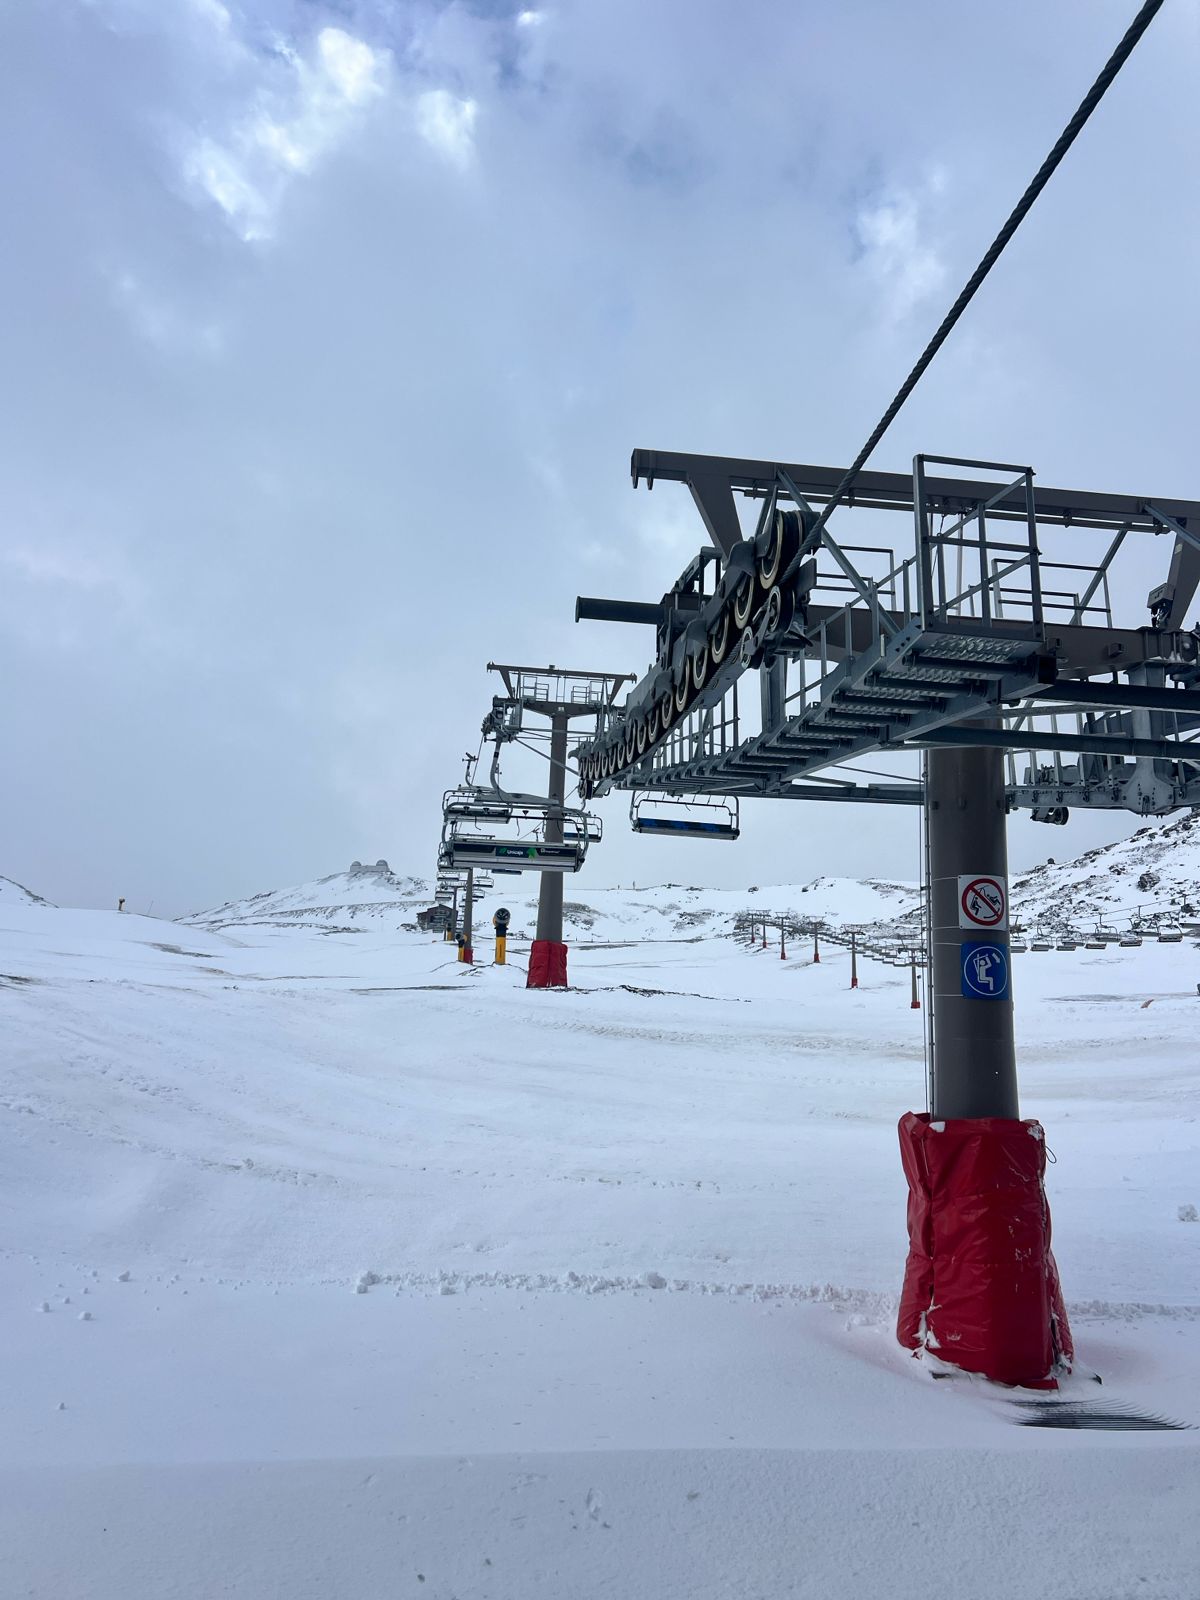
[441,837,585,873]
[629,791,740,841]
[440,761,600,873]
[561,807,603,845]
[442,785,514,826]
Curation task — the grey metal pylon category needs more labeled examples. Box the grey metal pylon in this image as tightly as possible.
[926,738,1017,1119]
[535,711,569,946]
[462,866,474,960]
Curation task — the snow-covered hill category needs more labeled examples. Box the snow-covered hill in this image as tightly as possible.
[184,859,430,932]
[183,866,918,941]
[500,875,918,941]
[0,875,52,907]
[176,814,1200,945]
[1014,811,1200,932]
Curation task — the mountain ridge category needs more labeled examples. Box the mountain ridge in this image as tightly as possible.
[175,812,1200,941]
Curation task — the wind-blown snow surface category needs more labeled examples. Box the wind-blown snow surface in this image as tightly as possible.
[2,881,1199,1597]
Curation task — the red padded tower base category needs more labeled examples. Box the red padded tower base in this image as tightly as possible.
[897,1111,1073,1388]
[527,940,568,988]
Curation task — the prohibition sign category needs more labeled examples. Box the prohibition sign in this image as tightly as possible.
[959,875,1007,930]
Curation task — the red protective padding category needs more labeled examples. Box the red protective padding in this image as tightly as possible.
[461,946,473,965]
[526,940,569,988]
[897,1111,1073,1388]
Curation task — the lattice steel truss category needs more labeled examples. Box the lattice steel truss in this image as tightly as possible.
[574,450,1200,819]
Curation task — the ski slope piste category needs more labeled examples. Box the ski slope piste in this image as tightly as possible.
[1,825,1198,1598]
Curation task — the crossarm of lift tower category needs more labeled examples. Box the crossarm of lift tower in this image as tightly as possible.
[485,662,635,720]
[572,449,1200,820]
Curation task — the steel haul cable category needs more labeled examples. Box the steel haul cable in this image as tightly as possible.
[810,0,1165,536]
[801,0,1166,1106]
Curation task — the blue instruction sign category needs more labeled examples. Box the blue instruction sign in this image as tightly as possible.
[960,941,1010,1001]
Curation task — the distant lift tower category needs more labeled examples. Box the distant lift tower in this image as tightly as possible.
[484,664,632,988]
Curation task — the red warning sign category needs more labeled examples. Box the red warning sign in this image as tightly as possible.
[958,875,1008,930]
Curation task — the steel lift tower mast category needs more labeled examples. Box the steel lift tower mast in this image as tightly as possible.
[484,664,632,988]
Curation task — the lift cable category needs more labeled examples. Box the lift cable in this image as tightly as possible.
[510,733,581,782]
[829,763,923,786]
[810,0,1164,539]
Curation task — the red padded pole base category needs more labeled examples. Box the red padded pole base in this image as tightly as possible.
[527,940,569,988]
[897,1112,1073,1388]
[461,946,473,965]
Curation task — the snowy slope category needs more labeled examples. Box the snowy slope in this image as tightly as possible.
[187,868,919,942]
[182,865,918,943]
[536,875,918,940]
[1,888,1198,1597]
[1015,811,1200,931]
[0,874,53,907]
[184,859,430,932]
[177,813,1200,948]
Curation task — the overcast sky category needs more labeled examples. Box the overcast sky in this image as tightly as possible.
[1,0,1197,915]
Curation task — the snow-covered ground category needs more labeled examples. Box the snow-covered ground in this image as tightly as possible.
[1014,809,1200,932]
[2,878,1198,1598]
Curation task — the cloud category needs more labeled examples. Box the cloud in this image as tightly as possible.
[0,0,1194,913]
[187,0,234,41]
[185,25,390,240]
[854,178,947,323]
[105,266,225,355]
[414,88,478,169]
[0,534,148,657]
[3,542,129,593]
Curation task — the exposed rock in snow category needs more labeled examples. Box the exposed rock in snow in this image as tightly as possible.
[1013,812,1200,933]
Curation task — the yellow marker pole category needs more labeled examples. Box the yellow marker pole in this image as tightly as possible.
[495,933,507,965]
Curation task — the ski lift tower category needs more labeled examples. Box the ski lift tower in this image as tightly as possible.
[485,664,633,987]
[573,445,1200,1386]
[568,0,1184,1390]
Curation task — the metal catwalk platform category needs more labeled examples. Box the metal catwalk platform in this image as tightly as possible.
[574,451,1200,819]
